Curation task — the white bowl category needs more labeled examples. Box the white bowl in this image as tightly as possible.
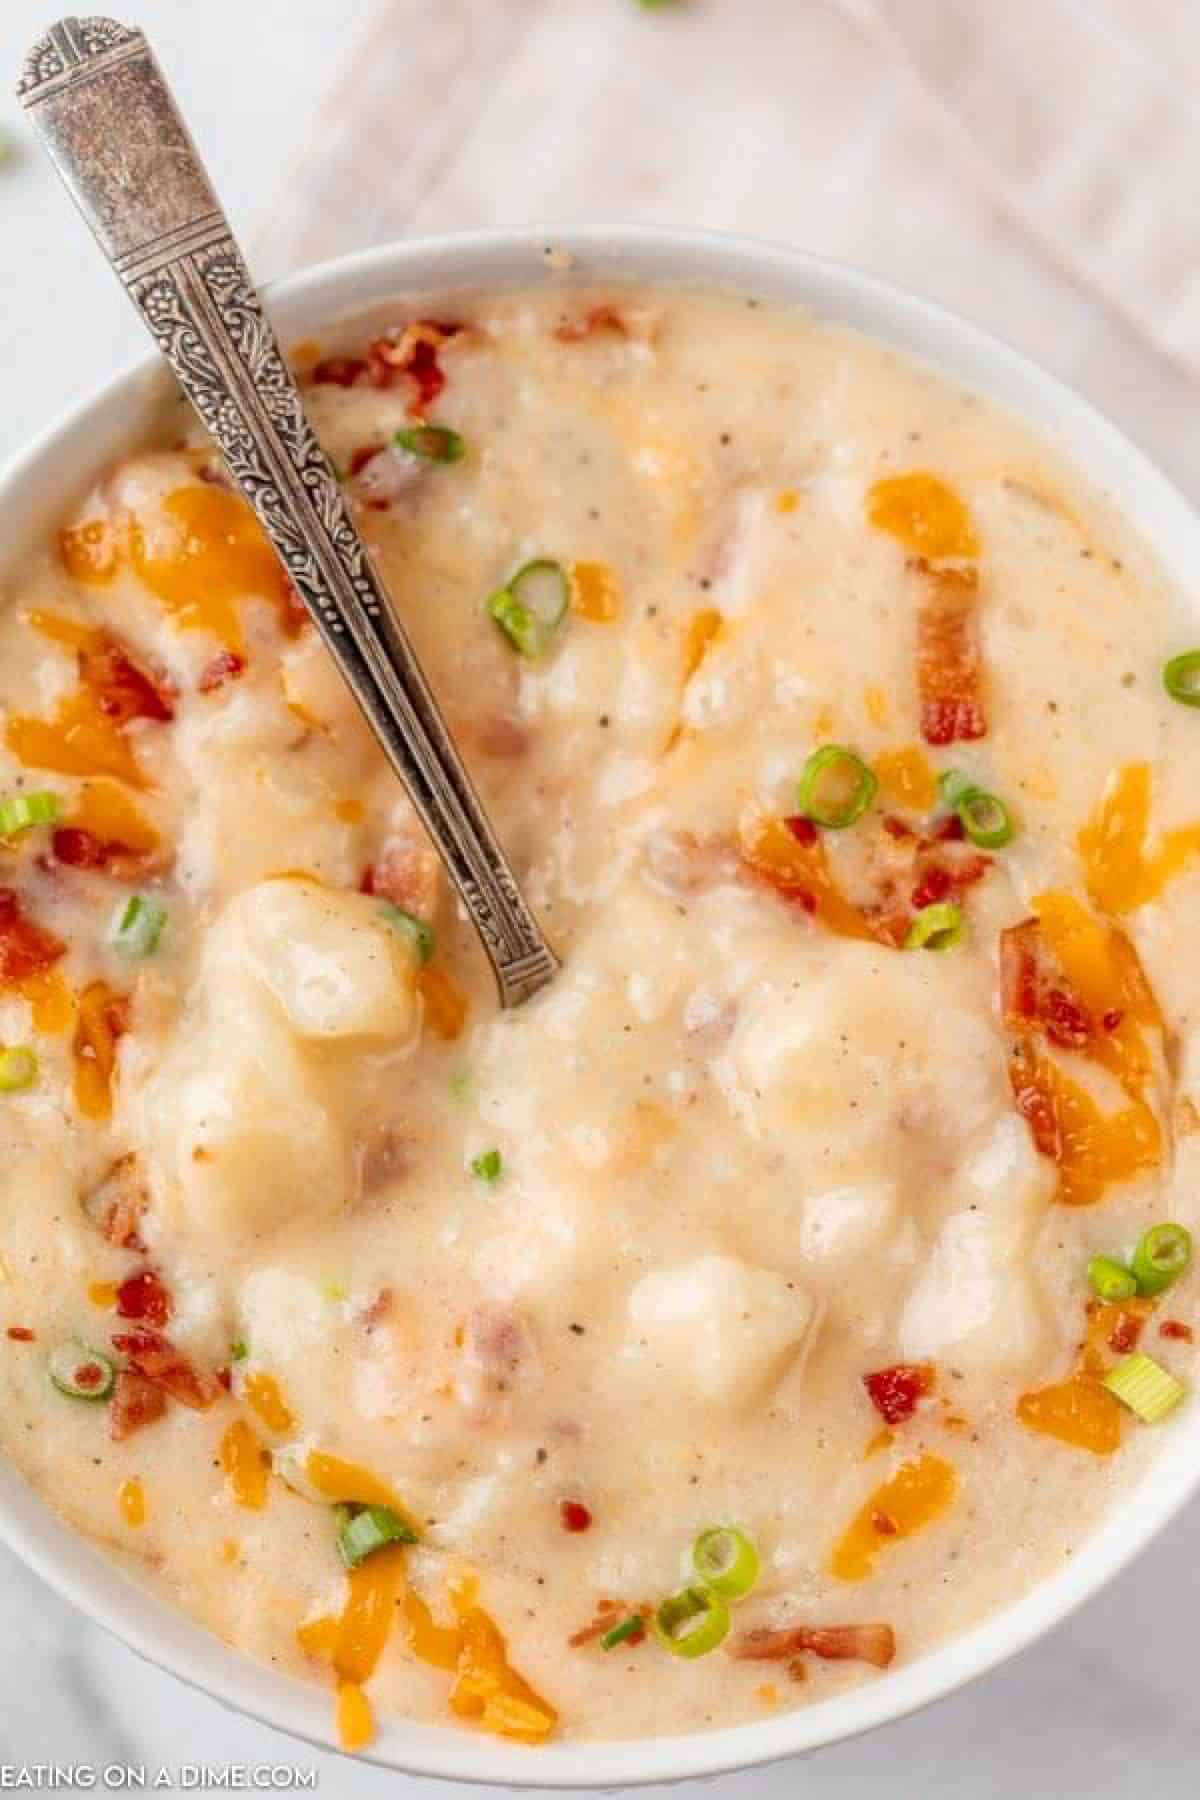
[2,226,1198,1787]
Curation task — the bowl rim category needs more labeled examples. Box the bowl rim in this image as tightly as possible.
[2,221,1199,1787]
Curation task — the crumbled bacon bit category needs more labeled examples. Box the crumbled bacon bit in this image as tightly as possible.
[1043,988,1093,1051]
[280,582,310,636]
[111,1329,219,1411]
[783,814,819,846]
[932,812,965,841]
[1000,919,1095,1050]
[913,561,986,746]
[80,638,174,724]
[348,445,381,477]
[559,1499,592,1533]
[82,1153,147,1250]
[358,1287,395,1331]
[1108,1309,1146,1354]
[51,826,154,880]
[0,888,66,985]
[363,321,464,416]
[730,1622,896,1669]
[309,354,368,387]
[568,1602,622,1647]
[862,1363,935,1424]
[881,815,915,841]
[109,1368,167,1440]
[197,650,245,694]
[910,863,952,909]
[6,1326,34,1342]
[71,1359,108,1392]
[1009,1044,1061,1158]
[1160,1320,1194,1342]
[216,1365,233,1392]
[361,829,440,920]
[1102,1009,1124,1033]
[554,305,629,344]
[871,1510,899,1537]
[115,1269,172,1329]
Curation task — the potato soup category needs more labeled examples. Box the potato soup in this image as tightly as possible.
[0,287,1196,1752]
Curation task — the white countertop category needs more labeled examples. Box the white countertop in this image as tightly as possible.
[1,0,1199,1789]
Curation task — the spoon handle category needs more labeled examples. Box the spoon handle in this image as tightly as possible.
[17,16,559,1008]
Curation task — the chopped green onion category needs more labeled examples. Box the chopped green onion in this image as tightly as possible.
[0,1047,37,1093]
[956,788,1013,849]
[1102,1351,1187,1423]
[335,1502,418,1566]
[1163,651,1200,707]
[1131,1223,1192,1296]
[937,769,975,809]
[1087,1255,1137,1303]
[379,903,435,964]
[0,791,58,836]
[487,559,569,660]
[395,424,466,464]
[599,1614,645,1651]
[48,1341,115,1401]
[471,1149,502,1184]
[690,1525,760,1599]
[229,1339,248,1362]
[904,901,963,951]
[653,1585,730,1659]
[938,770,1013,848]
[111,893,167,957]
[797,745,877,829]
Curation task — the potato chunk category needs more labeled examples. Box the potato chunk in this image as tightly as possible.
[130,880,420,1243]
[215,879,421,1042]
[897,1117,1050,1377]
[626,1253,816,1408]
[141,993,351,1241]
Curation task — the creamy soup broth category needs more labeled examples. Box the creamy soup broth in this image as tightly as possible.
[0,286,1196,1749]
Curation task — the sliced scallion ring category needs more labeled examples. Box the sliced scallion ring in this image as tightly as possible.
[797,745,877,829]
[0,1047,37,1093]
[1102,1351,1187,1423]
[904,900,963,951]
[1087,1255,1137,1303]
[937,768,975,809]
[938,770,1014,848]
[487,559,570,660]
[48,1341,115,1401]
[394,424,466,464]
[111,894,168,957]
[0,791,59,836]
[1163,651,1200,708]
[653,1585,730,1659]
[956,788,1013,849]
[690,1525,760,1599]
[379,903,435,964]
[1130,1223,1192,1296]
[335,1502,419,1567]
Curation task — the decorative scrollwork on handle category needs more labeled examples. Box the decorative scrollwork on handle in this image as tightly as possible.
[16,17,559,1008]
[17,15,137,99]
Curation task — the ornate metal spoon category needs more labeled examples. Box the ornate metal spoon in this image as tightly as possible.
[16,16,558,1008]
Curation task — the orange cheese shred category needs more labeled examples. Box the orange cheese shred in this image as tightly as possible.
[1078,762,1200,915]
[219,1419,270,1511]
[831,1453,957,1582]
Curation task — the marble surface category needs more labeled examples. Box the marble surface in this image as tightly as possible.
[2,0,1200,1787]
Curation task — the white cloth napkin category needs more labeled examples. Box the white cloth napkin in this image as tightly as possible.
[256,0,1199,497]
